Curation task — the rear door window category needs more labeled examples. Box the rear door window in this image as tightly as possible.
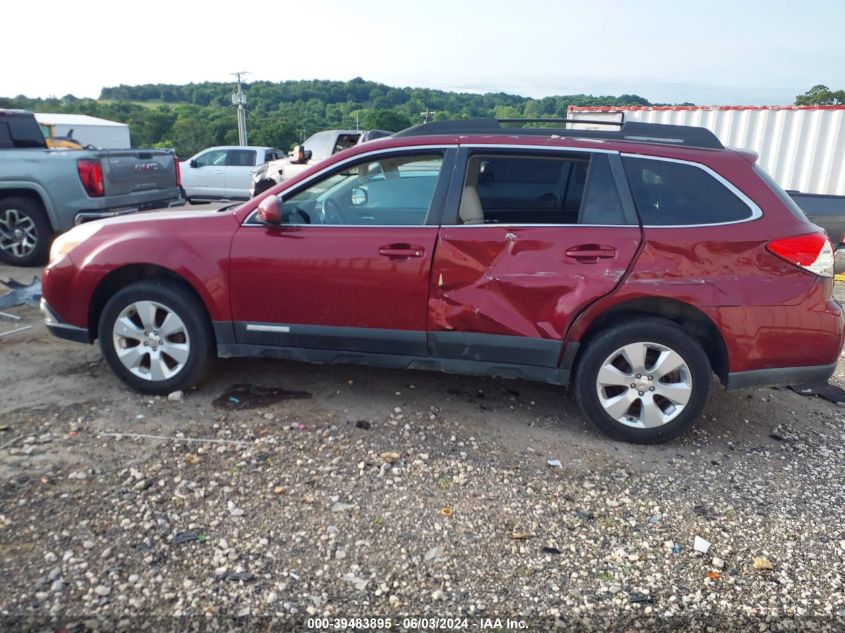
[226,149,257,167]
[622,156,754,225]
[457,152,627,225]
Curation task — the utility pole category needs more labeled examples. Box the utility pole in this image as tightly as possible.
[420,107,436,124]
[231,71,249,146]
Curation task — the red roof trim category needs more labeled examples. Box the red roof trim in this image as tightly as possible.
[568,105,845,112]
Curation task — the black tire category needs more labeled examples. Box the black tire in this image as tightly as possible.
[252,179,276,197]
[0,196,52,266]
[574,317,711,444]
[180,187,194,205]
[98,280,215,395]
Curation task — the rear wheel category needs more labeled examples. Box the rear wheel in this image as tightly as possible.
[98,280,215,394]
[0,197,52,266]
[574,318,711,443]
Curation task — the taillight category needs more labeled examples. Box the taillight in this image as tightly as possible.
[175,159,181,188]
[767,233,834,278]
[77,159,104,197]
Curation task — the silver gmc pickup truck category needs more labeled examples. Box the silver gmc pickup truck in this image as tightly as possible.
[0,109,181,266]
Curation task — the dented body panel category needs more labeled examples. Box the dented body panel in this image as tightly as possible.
[429,225,641,353]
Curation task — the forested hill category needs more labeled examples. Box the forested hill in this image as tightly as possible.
[2,77,657,157]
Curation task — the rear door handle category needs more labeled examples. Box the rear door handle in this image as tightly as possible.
[565,244,617,262]
[378,243,425,260]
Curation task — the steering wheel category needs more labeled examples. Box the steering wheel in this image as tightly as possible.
[289,207,311,224]
[320,198,344,225]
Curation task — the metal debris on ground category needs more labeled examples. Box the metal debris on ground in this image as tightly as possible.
[173,531,199,545]
[788,382,845,404]
[0,277,41,309]
[0,325,32,338]
[99,432,251,446]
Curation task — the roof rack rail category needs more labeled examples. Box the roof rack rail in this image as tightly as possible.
[393,117,724,150]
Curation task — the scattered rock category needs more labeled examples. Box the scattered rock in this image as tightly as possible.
[342,573,368,591]
[355,420,371,430]
[332,502,356,513]
[694,536,711,554]
[94,585,111,597]
[380,451,401,463]
[753,557,774,570]
[167,390,183,401]
[424,546,445,561]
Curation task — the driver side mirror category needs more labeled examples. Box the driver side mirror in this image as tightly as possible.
[257,195,282,225]
[189,159,198,168]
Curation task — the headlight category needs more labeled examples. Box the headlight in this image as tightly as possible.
[49,222,102,263]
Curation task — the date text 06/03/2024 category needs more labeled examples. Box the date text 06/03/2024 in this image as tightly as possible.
[306,617,528,630]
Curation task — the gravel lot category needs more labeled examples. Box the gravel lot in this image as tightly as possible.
[2,239,845,632]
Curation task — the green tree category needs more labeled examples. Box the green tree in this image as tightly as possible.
[360,109,412,132]
[795,84,845,105]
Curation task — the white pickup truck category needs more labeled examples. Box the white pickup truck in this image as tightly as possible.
[251,129,391,196]
[179,146,284,202]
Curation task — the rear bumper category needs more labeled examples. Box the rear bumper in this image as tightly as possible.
[40,298,92,344]
[725,362,837,390]
[74,197,184,225]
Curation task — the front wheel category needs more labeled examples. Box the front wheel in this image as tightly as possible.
[98,280,215,394]
[574,318,711,444]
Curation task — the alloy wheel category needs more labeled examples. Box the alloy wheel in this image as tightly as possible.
[0,208,37,258]
[112,300,191,381]
[595,341,692,429]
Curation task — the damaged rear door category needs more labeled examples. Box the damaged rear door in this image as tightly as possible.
[428,146,642,376]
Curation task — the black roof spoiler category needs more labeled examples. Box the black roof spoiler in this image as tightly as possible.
[393,117,724,150]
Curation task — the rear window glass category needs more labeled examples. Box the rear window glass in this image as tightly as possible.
[0,116,46,149]
[623,157,753,225]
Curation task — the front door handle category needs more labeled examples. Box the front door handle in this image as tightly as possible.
[565,244,617,262]
[378,243,425,260]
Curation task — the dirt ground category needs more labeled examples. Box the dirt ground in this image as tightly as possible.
[2,236,845,631]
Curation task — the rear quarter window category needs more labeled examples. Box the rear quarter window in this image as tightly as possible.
[623,156,754,226]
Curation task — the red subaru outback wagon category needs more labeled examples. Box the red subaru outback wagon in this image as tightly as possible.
[41,119,844,443]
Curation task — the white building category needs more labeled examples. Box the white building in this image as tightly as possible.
[34,113,131,149]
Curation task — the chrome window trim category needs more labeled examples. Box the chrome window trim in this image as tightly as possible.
[620,153,763,227]
[243,144,455,226]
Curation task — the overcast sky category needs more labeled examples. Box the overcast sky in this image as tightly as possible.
[4,0,843,104]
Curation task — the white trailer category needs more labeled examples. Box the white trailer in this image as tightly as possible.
[568,104,845,260]
[34,113,131,149]
[567,105,845,196]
